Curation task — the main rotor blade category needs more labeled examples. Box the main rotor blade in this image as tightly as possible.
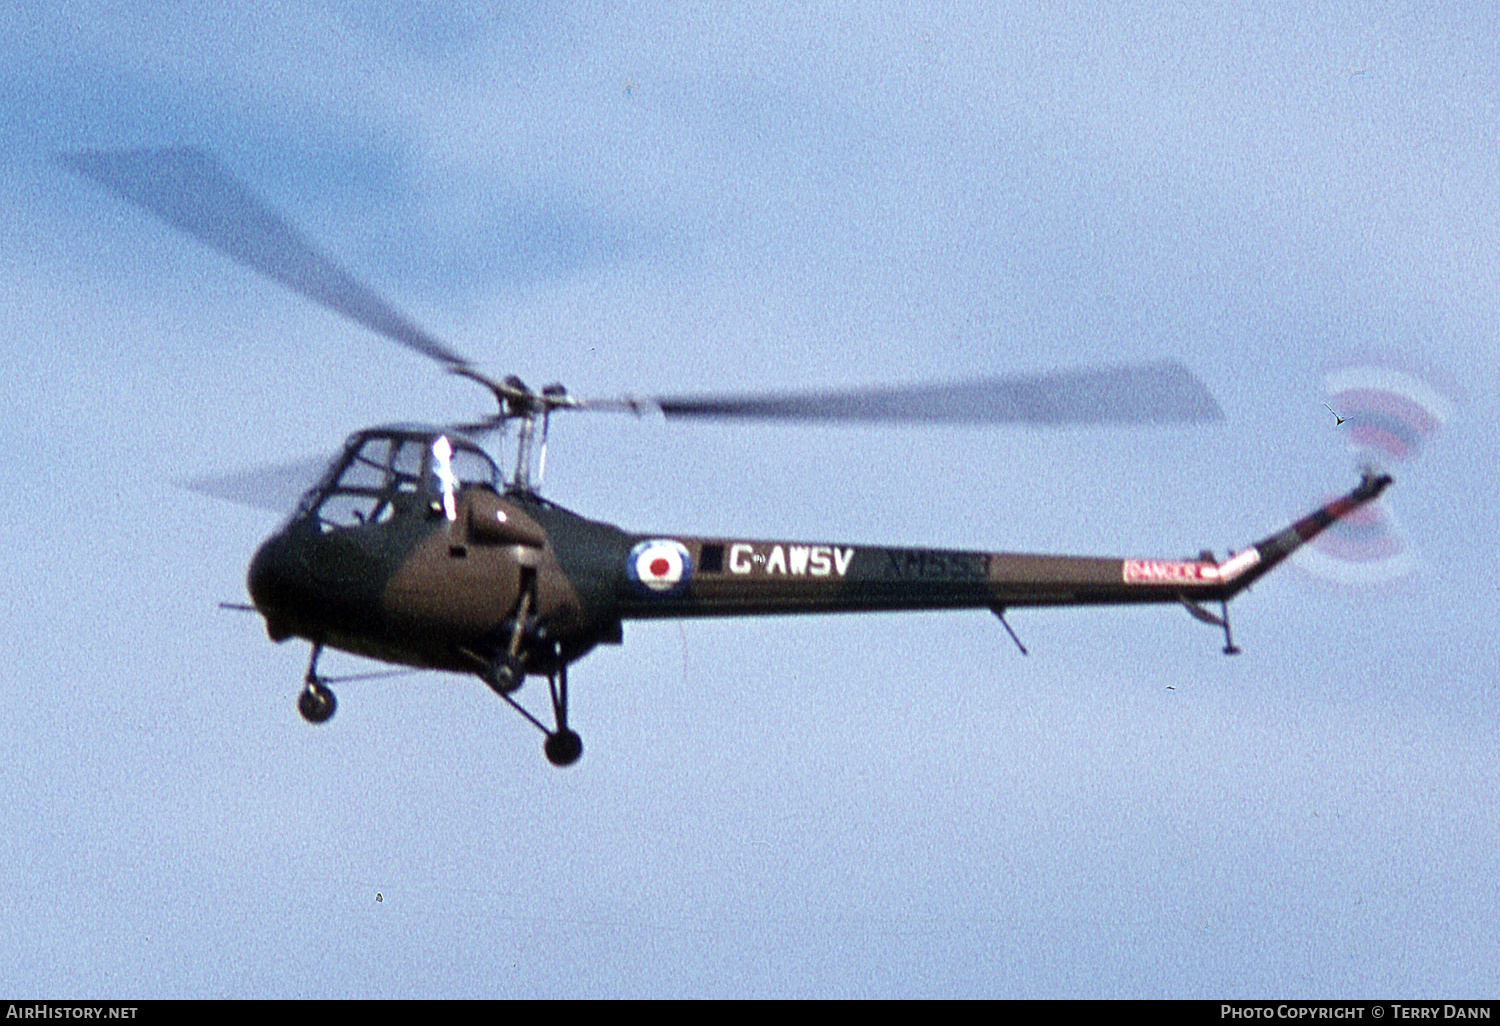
[179,456,332,513]
[652,359,1223,426]
[57,147,472,369]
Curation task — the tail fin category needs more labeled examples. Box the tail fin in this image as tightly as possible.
[1220,471,1394,597]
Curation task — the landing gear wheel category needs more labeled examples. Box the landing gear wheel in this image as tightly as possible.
[544,729,583,767]
[489,655,526,695]
[489,648,584,766]
[298,682,336,724]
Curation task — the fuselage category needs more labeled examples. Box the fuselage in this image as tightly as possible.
[249,484,632,678]
[248,425,1393,684]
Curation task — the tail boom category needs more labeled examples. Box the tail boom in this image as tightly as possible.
[617,473,1393,618]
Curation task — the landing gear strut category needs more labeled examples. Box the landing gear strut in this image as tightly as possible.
[1219,598,1241,656]
[542,664,583,767]
[298,643,337,723]
[1178,592,1242,657]
[485,643,583,767]
[486,586,533,694]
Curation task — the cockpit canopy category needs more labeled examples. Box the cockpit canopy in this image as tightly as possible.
[299,426,499,529]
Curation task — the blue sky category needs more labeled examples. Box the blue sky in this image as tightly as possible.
[3,1,1497,998]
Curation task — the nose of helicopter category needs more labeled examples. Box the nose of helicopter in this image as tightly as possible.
[247,531,301,641]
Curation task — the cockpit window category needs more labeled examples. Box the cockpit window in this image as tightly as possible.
[449,448,495,488]
[316,491,390,529]
[306,431,498,531]
[339,445,392,492]
[392,440,425,480]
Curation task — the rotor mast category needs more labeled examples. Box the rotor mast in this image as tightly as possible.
[452,368,584,494]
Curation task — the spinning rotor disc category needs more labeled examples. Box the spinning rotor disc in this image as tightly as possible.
[60,146,1223,499]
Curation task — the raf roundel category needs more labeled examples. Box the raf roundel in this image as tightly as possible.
[628,539,693,595]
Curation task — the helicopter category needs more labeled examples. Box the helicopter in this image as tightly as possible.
[60,147,1392,766]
